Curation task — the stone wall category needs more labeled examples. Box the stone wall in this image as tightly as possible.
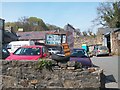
[111,31,120,55]
[1,60,105,89]
[74,35,103,48]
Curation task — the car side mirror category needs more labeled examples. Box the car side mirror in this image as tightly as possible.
[43,53,47,57]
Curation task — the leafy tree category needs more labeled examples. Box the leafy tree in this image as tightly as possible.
[82,31,88,36]
[46,24,64,31]
[5,22,18,32]
[87,30,93,36]
[5,16,49,32]
[18,16,49,31]
[75,29,81,36]
[28,17,49,31]
[93,2,120,28]
[5,16,64,32]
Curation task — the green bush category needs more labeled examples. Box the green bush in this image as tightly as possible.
[36,59,53,71]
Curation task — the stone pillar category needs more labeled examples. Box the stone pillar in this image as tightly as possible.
[111,32,120,55]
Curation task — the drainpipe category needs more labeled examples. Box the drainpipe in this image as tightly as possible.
[110,32,113,53]
[102,34,105,46]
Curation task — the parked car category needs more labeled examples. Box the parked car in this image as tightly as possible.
[70,48,92,67]
[48,48,60,55]
[5,45,49,60]
[92,46,109,57]
[2,47,10,59]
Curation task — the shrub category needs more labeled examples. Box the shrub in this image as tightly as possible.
[36,59,53,71]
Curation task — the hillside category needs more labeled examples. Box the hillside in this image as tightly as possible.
[5,17,63,32]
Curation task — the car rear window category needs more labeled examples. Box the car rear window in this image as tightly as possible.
[48,48,57,51]
[99,46,108,50]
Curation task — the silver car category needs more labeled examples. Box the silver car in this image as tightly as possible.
[95,46,109,56]
[48,48,60,55]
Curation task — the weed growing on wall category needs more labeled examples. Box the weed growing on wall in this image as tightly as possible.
[36,59,53,71]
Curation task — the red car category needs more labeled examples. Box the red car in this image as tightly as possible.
[6,45,49,60]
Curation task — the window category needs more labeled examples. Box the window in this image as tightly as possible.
[99,46,108,50]
[14,47,40,55]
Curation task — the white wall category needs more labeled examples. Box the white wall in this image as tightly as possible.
[102,35,107,46]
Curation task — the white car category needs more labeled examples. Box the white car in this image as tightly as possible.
[48,48,60,55]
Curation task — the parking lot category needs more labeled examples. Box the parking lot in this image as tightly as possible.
[91,56,119,88]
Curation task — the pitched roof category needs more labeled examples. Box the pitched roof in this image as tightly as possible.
[113,28,120,33]
[98,28,120,35]
[4,30,18,40]
[17,31,56,40]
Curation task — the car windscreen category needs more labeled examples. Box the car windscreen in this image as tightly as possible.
[2,48,9,54]
[71,50,88,58]
[99,46,108,50]
[13,47,40,55]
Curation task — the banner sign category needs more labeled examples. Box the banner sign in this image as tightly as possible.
[46,34,66,45]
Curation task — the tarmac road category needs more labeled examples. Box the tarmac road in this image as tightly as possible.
[91,55,120,88]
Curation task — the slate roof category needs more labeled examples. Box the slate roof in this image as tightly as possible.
[113,28,120,33]
[98,28,120,35]
[17,31,56,40]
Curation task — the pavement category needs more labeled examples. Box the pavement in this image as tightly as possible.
[91,55,120,88]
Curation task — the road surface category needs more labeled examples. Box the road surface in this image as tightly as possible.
[91,56,120,88]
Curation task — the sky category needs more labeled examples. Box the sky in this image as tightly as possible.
[1,2,101,33]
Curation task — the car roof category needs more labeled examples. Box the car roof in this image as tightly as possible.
[21,45,44,48]
[73,48,85,50]
[99,46,107,47]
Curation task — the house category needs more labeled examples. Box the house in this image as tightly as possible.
[17,24,76,50]
[64,24,81,37]
[17,30,56,43]
[0,19,18,45]
[111,28,120,55]
[3,27,18,45]
[98,28,120,55]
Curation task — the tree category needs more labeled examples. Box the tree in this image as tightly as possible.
[82,31,88,36]
[46,24,64,31]
[93,2,120,28]
[28,17,49,31]
[18,16,49,31]
[5,16,65,32]
[5,22,19,32]
[17,16,30,31]
[5,16,49,32]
